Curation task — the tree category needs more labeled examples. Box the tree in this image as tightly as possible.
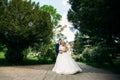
[68,0,120,55]
[73,32,90,54]
[0,0,53,63]
[40,5,67,40]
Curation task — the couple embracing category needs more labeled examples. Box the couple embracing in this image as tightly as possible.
[52,39,82,74]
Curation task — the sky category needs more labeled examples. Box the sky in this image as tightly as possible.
[31,0,75,42]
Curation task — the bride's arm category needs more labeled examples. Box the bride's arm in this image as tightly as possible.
[59,45,68,54]
[59,45,63,54]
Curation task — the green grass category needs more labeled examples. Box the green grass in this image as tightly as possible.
[0,52,54,66]
[0,52,5,58]
[0,52,15,66]
[22,57,54,65]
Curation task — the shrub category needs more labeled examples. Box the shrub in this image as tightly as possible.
[82,47,92,62]
[82,46,112,64]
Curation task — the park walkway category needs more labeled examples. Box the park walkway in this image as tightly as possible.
[0,63,120,80]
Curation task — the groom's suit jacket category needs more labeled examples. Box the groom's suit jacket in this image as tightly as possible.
[55,43,60,55]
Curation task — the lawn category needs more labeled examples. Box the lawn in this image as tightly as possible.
[0,52,54,66]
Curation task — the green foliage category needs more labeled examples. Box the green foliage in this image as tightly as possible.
[73,32,90,54]
[82,46,112,64]
[40,5,62,28]
[0,0,53,63]
[37,43,56,62]
[68,0,120,64]
[0,44,7,53]
[82,48,91,62]
[0,52,5,59]
[29,42,56,63]
[40,5,65,39]
[0,51,53,66]
[68,0,120,37]
[68,0,120,51]
[45,47,56,61]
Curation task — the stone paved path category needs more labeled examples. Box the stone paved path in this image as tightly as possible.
[0,63,120,80]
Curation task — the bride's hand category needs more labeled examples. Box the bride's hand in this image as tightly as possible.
[59,50,63,54]
[60,52,63,54]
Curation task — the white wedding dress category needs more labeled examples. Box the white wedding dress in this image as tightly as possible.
[52,45,82,74]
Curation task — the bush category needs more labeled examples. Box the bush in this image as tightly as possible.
[82,46,112,64]
[93,47,111,64]
[45,48,56,61]
[72,54,84,62]
[82,47,93,62]
[34,43,57,63]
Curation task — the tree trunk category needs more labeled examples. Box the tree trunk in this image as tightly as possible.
[5,47,24,63]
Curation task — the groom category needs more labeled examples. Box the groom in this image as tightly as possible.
[55,38,62,56]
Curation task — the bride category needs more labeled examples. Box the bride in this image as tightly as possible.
[52,40,82,74]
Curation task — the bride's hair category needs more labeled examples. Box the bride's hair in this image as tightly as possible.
[65,46,68,52]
